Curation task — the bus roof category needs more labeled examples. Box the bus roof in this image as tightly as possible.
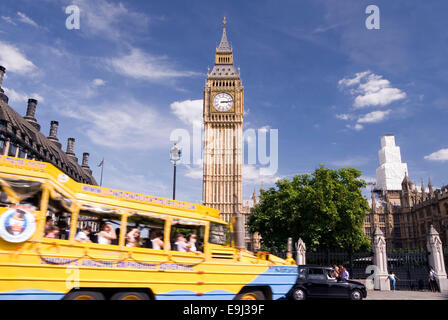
[0,155,223,222]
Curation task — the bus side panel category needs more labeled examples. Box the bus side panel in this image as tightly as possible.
[246,265,298,300]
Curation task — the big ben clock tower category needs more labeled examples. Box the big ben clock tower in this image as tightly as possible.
[203,17,244,223]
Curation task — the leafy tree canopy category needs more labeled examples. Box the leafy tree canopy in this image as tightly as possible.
[249,165,371,252]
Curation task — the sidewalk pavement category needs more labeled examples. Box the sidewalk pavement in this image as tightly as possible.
[366,290,448,300]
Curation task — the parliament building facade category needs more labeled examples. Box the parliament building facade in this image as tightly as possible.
[364,135,448,250]
[0,66,97,185]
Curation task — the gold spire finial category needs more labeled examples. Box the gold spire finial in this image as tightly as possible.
[223,16,227,29]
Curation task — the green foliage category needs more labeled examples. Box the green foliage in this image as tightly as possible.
[249,165,371,252]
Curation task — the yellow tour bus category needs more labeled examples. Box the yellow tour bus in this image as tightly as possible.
[0,155,297,300]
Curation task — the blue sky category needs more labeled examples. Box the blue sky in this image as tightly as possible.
[0,0,447,203]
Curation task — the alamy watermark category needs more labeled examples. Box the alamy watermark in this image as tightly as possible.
[170,125,278,177]
[65,5,80,30]
[365,5,380,30]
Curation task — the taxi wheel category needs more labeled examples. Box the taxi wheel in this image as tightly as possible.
[110,292,150,300]
[291,288,306,301]
[64,291,105,300]
[350,289,363,301]
[235,290,265,300]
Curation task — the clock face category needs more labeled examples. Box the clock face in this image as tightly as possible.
[213,93,234,112]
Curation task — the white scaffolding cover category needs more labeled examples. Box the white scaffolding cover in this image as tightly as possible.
[375,135,408,191]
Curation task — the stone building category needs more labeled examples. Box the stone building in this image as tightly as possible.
[241,189,262,251]
[0,65,97,185]
[202,17,244,223]
[364,135,448,249]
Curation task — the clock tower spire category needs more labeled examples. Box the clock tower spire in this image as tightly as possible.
[203,17,244,223]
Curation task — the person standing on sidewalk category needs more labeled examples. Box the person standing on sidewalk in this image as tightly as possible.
[387,272,399,291]
[428,268,439,292]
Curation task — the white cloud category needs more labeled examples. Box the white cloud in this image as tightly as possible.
[336,113,353,120]
[357,110,391,123]
[3,87,44,103]
[339,71,406,108]
[92,78,106,87]
[338,70,370,87]
[424,148,448,162]
[185,165,203,179]
[17,12,38,28]
[108,48,201,81]
[259,125,271,133]
[243,165,281,185]
[170,99,203,126]
[1,16,16,25]
[0,41,36,74]
[58,99,172,149]
[346,123,363,131]
[69,0,149,39]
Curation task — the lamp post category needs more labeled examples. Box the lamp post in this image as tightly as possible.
[170,143,182,200]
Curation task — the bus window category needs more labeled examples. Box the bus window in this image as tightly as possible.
[76,204,122,245]
[171,219,205,253]
[45,190,73,240]
[0,178,41,209]
[209,222,230,246]
[126,213,165,249]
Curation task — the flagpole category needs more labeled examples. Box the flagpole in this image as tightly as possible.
[100,158,104,187]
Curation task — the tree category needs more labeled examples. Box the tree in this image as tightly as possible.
[248,165,371,252]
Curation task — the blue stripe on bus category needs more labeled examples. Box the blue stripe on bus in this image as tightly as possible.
[246,265,298,300]
[156,290,235,300]
[0,266,298,300]
[0,289,64,300]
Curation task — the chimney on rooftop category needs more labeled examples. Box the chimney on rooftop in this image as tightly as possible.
[47,120,62,149]
[0,66,9,104]
[24,98,40,130]
[82,152,89,167]
[66,137,77,161]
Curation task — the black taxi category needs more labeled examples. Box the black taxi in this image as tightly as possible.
[287,265,367,300]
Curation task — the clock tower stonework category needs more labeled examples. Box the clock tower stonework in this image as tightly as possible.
[203,17,243,222]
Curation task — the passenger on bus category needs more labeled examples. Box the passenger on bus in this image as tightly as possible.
[44,217,54,235]
[150,230,163,250]
[187,233,201,253]
[75,227,92,243]
[44,225,59,239]
[97,223,117,245]
[126,228,140,247]
[174,234,188,252]
[111,228,120,245]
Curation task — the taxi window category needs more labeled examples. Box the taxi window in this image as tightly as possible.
[307,268,326,280]
[298,268,307,280]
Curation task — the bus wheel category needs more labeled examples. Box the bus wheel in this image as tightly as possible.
[64,291,105,300]
[111,292,150,300]
[235,290,265,300]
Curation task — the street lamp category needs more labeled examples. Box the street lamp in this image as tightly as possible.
[170,143,182,200]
